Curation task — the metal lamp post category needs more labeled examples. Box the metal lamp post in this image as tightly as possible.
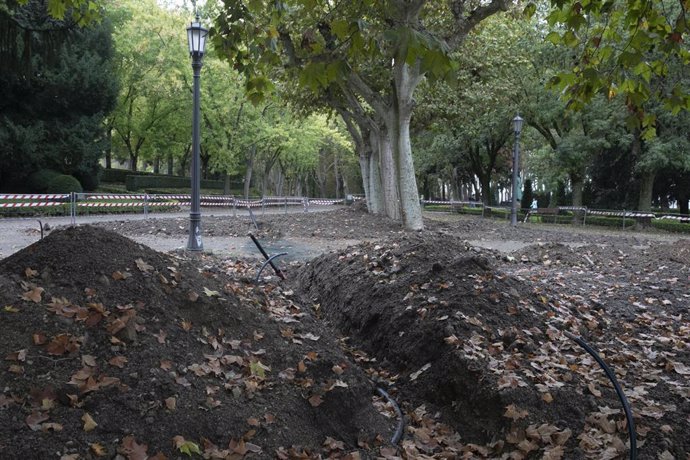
[186,15,208,251]
[511,113,524,227]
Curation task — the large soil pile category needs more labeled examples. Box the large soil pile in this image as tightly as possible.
[0,226,392,458]
[1,210,688,459]
[295,232,690,459]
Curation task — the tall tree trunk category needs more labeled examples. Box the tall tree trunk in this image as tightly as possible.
[244,146,255,198]
[480,174,491,206]
[678,191,689,215]
[571,174,584,207]
[105,129,112,169]
[393,62,423,230]
[334,155,341,199]
[570,173,585,224]
[367,128,384,214]
[167,153,173,175]
[378,126,400,221]
[637,170,655,211]
[153,157,160,174]
[224,175,231,195]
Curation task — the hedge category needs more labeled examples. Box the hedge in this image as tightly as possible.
[101,168,150,183]
[651,219,690,233]
[125,174,225,191]
[583,215,636,228]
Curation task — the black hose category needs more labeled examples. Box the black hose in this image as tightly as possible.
[38,220,43,240]
[248,233,285,279]
[255,252,288,283]
[376,387,404,445]
[564,331,637,460]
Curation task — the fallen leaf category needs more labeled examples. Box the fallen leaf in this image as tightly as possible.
[32,332,47,345]
[173,436,201,455]
[165,397,176,410]
[504,404,529,420]
[25,267,38,278]
[332,365,344,375]
[22,287,44,303]
[671,361,690,375]
[4,305,19,313]
[112,271,131,280]
[5,349,27,362]
[135,258,154,273]
[120,435,148,460]
[82,355,97,367]
[82,412,98,432]
[153,330,167,344]
[187,291,199,302]
[308,394,323,407]
[26,411,49,431]
[108,356,128,368]
[587,382,602,397]
[90,443,107,457]
[203,287,220,297]
[180,320,192,331]
[247,417,260,427]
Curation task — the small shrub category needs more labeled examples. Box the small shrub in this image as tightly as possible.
[27,169,61,192]
[46,174,83,194]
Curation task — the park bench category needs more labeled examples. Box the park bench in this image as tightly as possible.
[524,207,559,223]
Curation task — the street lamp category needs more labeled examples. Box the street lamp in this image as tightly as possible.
[186,15,208,251]
[511,113,524,227]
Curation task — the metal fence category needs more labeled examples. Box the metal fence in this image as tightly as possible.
[0,193,352,222]
[420,199,690,227]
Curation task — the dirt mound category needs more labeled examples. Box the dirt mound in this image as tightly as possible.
[295,234,642,457]
[0,226,392,458]
[95,207,407,241]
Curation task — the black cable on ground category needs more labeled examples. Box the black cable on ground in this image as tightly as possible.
[376,387,404,445]
[248,233,285,279]
[564,331,637,460]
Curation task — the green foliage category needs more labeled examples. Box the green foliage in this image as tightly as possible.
[27,169,62,192]
[46,174,83,193]
[536,0,690,134]
[0,6,117,191]
[125,174,225,192]
[651,219,690,233]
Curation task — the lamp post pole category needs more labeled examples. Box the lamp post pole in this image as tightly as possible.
[511,114,523,227]
[186,16,207,251]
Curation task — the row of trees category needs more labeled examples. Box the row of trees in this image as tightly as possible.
[1,0,689,222]
[1,0,359,198]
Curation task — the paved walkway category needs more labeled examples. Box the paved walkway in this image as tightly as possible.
[0,206,334,260]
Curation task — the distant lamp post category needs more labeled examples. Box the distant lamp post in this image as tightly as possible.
[186,15,208,251]
[511,113,524,227]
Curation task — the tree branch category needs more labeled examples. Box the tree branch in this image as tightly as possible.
[448,0,509,48]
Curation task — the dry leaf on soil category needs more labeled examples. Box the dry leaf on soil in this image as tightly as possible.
[82,413,98,432]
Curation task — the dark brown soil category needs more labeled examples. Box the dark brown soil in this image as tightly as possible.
[1,207,689,460]
[0,225,392,459]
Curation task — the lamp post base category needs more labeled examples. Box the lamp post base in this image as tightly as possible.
[186,212,203,251]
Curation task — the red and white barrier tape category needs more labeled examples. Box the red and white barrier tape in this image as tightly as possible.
[0,202,66,208]
[0,194,69,200]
